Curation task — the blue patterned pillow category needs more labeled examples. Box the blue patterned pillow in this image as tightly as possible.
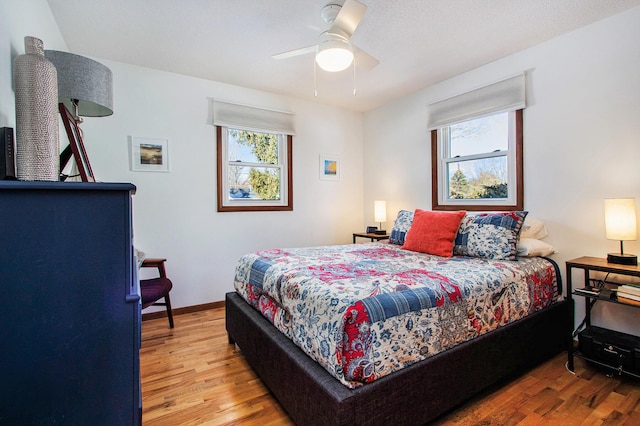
[389,210,414,245]
[454,211,528,260]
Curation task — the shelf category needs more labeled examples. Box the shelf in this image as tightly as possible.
[574,325,640,379]
[566,256,640,278]
[573,351,640,379]
[352,232,390,243]
[572,289,640,309]
[566,257,640,377]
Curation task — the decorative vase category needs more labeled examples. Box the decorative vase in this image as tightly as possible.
[14,36,59,181]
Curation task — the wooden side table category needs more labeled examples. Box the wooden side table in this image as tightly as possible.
[352,232,389,243]
[566,256,640,377]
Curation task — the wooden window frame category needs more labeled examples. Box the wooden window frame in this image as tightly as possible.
[216,126,293,212]
[431,109,523,211]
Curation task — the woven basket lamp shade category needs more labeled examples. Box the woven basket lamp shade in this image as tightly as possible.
[44,50,113,118]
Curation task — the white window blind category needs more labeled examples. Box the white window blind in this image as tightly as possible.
[212,100,296,135]
[427,73,526,130]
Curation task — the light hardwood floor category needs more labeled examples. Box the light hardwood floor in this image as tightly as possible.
[141,308,640,425]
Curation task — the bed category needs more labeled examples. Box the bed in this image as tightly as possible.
[226,210,570,425]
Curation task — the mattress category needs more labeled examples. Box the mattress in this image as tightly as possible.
[233,242,560,388]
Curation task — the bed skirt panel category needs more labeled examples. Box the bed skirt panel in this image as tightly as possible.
[225,292,569,426]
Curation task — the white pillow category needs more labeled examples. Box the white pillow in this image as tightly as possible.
[517,238,557,257]
[521,216,549,240]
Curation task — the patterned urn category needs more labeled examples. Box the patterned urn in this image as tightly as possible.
[14,36,59,181]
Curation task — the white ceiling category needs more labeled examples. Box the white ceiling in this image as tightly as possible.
[46,0,640,112]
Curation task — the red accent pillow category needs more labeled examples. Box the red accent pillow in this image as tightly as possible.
[402,209,466,257]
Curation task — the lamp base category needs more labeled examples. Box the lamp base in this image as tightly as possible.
[373,229,387,235]
[607,253,638,266]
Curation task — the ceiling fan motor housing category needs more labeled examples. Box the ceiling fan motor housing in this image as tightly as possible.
[272,0,379,72]
[321,4,342,24]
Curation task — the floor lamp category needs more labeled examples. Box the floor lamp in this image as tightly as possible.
[45,50,113,182]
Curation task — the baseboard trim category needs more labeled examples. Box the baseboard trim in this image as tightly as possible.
[142,300,225,321]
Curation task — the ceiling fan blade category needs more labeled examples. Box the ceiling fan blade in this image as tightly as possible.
[329,0,367,40]
[354,47,379,70]
[272,45,317,60]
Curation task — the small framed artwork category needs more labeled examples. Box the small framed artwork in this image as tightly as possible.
[129,136,170,172]
[319,153,340,181]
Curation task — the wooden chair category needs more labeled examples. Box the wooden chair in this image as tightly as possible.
[140,258,174,328]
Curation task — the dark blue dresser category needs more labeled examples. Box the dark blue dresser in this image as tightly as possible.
[0,181,141,425]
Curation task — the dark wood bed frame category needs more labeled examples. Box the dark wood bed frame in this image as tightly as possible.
[226,291,569,425]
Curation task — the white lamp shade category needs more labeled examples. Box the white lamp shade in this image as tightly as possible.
[605,198,637,241]
[374,200,387,223]
[315,38,354,72]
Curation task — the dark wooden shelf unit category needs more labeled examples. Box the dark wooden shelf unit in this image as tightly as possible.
[566,256,640,378]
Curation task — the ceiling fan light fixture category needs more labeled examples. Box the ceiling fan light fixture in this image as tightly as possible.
[315,38,354,72]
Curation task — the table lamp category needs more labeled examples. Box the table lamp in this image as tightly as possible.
[45,50,113,181]
[374,200,387,235]
[604,198,637,265]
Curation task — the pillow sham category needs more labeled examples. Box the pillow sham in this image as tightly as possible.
[389,209,414,245]
[517,237,557,257]
[454,211,528,260]
[521,216,549,240]
[402,209,466,257]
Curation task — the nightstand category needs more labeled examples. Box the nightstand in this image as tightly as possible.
[352,232,389,243]
[566,256,640,377]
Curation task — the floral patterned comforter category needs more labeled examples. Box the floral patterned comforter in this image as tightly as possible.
[233,242,560,388]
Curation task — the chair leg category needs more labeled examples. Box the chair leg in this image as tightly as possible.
[165,294,174,329]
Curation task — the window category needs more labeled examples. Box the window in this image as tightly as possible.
[428,74,526,211]
[217,126,292,212]
[211,99,295,212]
[431,110,523,211]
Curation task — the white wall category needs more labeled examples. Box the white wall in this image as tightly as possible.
[0,0,67,127]
[87,62,365,307]
[4,0,639,332]
[1,0,366,309]
[364,7,640,335]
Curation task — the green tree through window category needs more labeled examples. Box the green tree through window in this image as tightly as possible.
[449,169,469,199]
[432,109,523,211]
[229,130,280,200]
[217,125,292,212]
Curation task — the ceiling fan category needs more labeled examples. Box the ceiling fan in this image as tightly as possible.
[272,0,379,73]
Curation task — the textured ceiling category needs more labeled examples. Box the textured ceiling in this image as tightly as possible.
[46,0,640,112]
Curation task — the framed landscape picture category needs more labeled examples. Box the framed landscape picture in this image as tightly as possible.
[319,153,339,181]
[130,136,170,172]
